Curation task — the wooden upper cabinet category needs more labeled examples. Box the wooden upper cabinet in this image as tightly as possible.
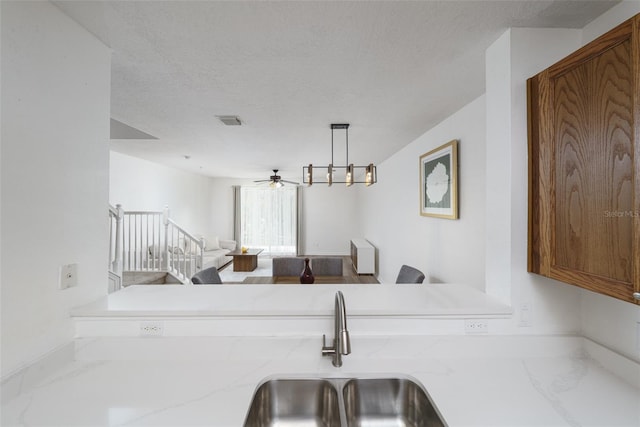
[528,14,640,304]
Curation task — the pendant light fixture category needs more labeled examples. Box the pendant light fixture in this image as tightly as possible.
[303,124,377,186]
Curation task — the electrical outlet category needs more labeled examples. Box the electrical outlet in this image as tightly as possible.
[464,319,488,334]
[140,321,164,337]
[59,263,78,289]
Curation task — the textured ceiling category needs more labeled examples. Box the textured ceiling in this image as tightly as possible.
[54,0,618,181]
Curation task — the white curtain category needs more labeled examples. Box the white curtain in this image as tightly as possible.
[237,186,298,255]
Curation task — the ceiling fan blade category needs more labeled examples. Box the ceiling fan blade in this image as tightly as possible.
[253,170,299,186]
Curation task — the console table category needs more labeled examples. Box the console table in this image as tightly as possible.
[350,238,375,274]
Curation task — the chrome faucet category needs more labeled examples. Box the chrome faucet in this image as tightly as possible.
[322,290,351,367]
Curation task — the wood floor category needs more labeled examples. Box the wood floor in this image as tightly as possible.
[314,255,378,283]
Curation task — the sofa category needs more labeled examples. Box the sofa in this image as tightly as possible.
[149,237,236,272]
[190,237,236,270]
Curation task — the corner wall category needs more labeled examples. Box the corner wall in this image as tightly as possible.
[361,95,487,289]
[1,2,111,378]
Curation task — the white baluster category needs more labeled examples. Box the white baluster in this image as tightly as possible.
[112,204,123,277]
[163,206,170,271]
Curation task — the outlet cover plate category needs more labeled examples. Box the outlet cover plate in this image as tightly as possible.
[59,263,78,289]
[140,321,164,337]
[464,319,489,334]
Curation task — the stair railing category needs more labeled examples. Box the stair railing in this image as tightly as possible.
[165,215,205,283]
[110,205,204,284]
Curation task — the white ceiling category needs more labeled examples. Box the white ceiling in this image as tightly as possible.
[54,0,618,182]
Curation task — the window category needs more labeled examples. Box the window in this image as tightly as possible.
[238,186,298,255]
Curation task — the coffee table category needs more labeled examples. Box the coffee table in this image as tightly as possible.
[228,248,264,272]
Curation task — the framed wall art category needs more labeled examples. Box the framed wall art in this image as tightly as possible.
[420,139,458,219]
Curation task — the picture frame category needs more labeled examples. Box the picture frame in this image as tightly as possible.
[420,139,458,219]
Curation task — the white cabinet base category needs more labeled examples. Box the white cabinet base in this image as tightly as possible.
[350,238,375,275]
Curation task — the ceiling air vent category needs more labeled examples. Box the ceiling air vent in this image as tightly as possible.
[216,115,242,126]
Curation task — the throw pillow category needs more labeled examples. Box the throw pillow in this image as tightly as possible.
[206,236,220,250]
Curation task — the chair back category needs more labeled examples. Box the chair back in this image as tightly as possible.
[395,265,425,284]
[272,257,305,276]
[191,266,223,284]
[311,257,343,276]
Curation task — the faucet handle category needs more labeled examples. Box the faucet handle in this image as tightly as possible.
[321,334,335,355]
[339,330,351,355]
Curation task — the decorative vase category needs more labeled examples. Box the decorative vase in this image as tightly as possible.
[300,257,315,284]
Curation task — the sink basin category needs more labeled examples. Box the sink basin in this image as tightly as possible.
[342,378,446,427]
[244,376,447,427]
[244,378,341,427]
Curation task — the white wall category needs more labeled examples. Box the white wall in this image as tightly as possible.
[361,95,487,288]
[110,151,227,240]
[485,27,583,336]
[300,185,362,255]
[1,2,111,378]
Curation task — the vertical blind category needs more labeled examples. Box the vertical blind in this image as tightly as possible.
[237,186,298,255]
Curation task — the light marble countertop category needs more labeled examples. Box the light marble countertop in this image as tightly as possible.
[2,335,639,426]
[71,283,513,317]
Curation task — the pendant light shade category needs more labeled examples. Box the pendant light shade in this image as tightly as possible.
[302,124,376,186]
[346,164,354,187]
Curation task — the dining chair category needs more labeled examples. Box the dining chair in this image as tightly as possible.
[311,257,343,276]
[272,257,305,276]
[395,265,425,284]
[191,266,223,284]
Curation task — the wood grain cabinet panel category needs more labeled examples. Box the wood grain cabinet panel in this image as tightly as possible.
[528,14,640,304]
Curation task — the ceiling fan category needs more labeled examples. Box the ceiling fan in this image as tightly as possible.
[254,169,299,187]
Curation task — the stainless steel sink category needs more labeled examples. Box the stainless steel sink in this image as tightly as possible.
[342,378,447,427]
[243,378,341,427]
[244,376,447,427]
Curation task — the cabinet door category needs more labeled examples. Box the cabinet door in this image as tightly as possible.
[528,15,640,304]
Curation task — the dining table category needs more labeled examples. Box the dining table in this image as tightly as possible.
[241,276,368,284]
